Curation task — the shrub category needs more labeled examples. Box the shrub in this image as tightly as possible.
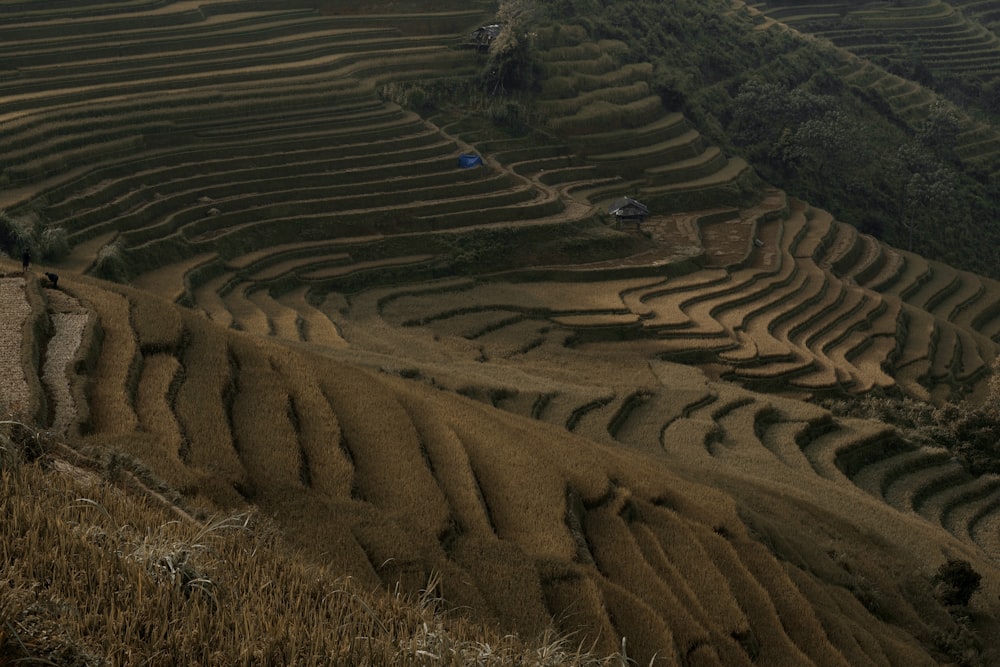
[0,211,39,258]
[0,211,69,261]
[933,559,982,607]
[377,82,438,115]
[823,394,1000,476]
[92,240,131,283]
[40,225,70,260]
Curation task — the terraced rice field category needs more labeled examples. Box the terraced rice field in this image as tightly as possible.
[135,165,999,408]
[749,0,1000,174]
[753,0,1000,78]
[0,0,760,330]
[531,33,754,212]
[349,193,998,405]
[2,0,588,299]
[3,256,999,664]
[5,4,1000,661]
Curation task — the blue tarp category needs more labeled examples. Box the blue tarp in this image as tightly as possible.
[458,153,483,168]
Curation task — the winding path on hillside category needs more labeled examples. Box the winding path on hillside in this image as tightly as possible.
[42,288,88,435]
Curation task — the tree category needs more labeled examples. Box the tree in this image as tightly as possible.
[917,100,961,161]
[482,0,539,95]
[900,166,960,251]
[779,109,865,184]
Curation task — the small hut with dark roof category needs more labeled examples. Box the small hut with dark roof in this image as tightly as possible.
[608,197,650,228]
[471,24,501,49]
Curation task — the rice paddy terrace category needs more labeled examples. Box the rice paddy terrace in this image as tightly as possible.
[280,190,1000,408]
[4,257,1000,664]
[4,0,1000,662]
[0,0,763,312]
[747,0,1000,173]
[750,0,1000,81]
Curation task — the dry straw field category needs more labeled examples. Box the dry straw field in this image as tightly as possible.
[2,0,1000,664]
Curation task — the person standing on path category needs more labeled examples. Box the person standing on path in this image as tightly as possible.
[21,249,30,272]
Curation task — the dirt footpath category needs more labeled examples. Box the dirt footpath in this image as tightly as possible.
[43,289,88,435]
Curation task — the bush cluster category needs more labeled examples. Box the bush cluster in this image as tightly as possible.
[933,559,982,608]
[0,211,69,262]
[824,361,1000,476]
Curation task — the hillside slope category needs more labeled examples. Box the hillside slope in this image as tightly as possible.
[336,193,1000,405]
[2,0,1000,663]
[3,260,1000,663]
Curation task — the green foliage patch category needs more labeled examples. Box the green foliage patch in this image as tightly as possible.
[534,0,1000,279]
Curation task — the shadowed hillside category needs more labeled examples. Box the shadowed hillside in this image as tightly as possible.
[749,0,1000,118]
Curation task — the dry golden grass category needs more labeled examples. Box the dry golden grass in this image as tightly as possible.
[628,521,754,666]
[0,421,635,666]
[448,413,579,563]
[229,337,303,495]
[320,365,451,538]
[785,565,934,666]
[249,288,302,341]
[594,576,679,666]
[225,283,273,335]
[70,283,139,436]
[695,524,816,665]
[283,354,354,499]
[395,389,493,536]
[135,353,182,442]
[191,272,236,329]
[276,285,348,348]
[636,508,749,638]
[128,352,193,485]
[584,502,710,664]
[735,536,847,666]
[128,288,184,353]
[172,315,245,506]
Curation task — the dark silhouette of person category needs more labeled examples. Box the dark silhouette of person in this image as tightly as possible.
[21,249,30,272]
[44,272,59,288]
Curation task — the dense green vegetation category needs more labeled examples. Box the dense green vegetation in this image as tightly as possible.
[760,0,1000,123]
[506,0,1000,279]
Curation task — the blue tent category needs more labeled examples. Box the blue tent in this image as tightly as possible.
[458,153,483,168]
